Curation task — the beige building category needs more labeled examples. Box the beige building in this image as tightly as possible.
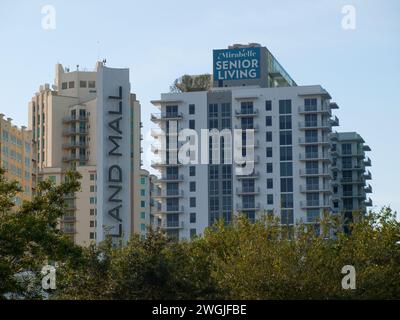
[27,62,143,246]
[0,114,36,204]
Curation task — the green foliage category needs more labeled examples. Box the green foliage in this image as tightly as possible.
[170,74,212,93]
[0,168,83,299]
[56,209,400,300]
[1,168,399,299]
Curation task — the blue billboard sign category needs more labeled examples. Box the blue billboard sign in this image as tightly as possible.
[213,47,261,81]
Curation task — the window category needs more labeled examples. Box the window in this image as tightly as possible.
[190,212,196,223]
[208,103,218,117]
[307,209,320,223]
[141,177,146,184]
[267,178,273,189]
[279,115,292,130]
[90,220,95,228]
[189,120,195,129]
[281,194,293,208]
[190,197,196,208]
[266,131,272,142]
[80,81,87,88]
[90,209,95,216]
[68,81,75,89]
[90,197,96,204]
[281,210,294,225]
[141,200,145,208]
[281,178,293,192]
[265,116,272,126]
[280,146,292,161]
[189,104,195,115]
[141,189,145,196]
[190,228,197,239]
[266,163,273,173]
[265,100,272,111]
[190,181,196,192]
[267,194,274,205]
[305,98,317,111]
[342,143,352,155]
[306,193,319,206]
[189,166,196,176]
[280,162,293,176]
[141,212,146,219]
[266,147,273,157]
[221,103,231,117]
[279,100,292,114]
[88,81,95,88]
[61,82,68,89]
[90,174,96,181]
[241,101,254,114]
[279,131,292,145]
[90,232,95,240]
[90,185,96,192]
[306,161,319,174]
[342,157,352,169]
[141,224,146,231]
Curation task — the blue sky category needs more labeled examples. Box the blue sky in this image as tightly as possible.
[0,0,399,212]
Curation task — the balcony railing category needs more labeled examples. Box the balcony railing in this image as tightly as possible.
[161,221,184,229]
[300,201,330,209]
[298,137,330,145]
[62,128,88,136]
[151,112,183,122]
[298,121,330,130]
[364,157,371,167]
[62,155,88,162]
[299,153,330,161]
[236,171,260,179]
[62,142,87,149]
[365,184,372,193]
[234,124,259,131]
[329,116,339,127]
[299,169,330,176]
[236,186,260,195]
[62,116,89,123]
[158,174,184,182]
[298,105,332,115]
[235,109,259,117]
[236,203,261,211]
[363,171,372,180]
[364,198,373,207]
[153,190,184,198]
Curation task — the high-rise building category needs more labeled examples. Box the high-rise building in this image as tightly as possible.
[150,43,372,240]
[0,114,37,204]
[27,62,142,246]
[330,132,372,225]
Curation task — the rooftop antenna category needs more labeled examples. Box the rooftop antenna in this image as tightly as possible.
[76,64,79,71]
[97,40,101,61]
[103,58,107,65]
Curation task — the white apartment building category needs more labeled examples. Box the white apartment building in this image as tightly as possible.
[28,62,142,246]
[150,43,372,240]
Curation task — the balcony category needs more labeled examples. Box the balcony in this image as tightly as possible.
[236,203,261,211]
[299,169,330,177]
[61,226,76,234]
[298,121,330,130]
[363,171,372,180]
[236,171,260,179]
[151,144,179,155]
[235,109,259,117]
[365,184,372,193]
[151,159,183,168]
[151,112,183,122]
[235,155,260,166]
[62,115,89,123]
[62,128,88,136]
[62,155,88,162]
[299,153,330,162]
[62,142,87,149]
[161,221,184,229]
[298,105,332,115]
[236,140,260,149]
[234,124,259,131]
[329,116,339,127]
[340,176,365,184]
[363,145,371,152]
[365,198,373,207]
[298,137,330,145]
[62,215,76,222]
[153,190,184,198]
[158,174,184,182]
[158,206,185,214]
[300,184,331,193]
[236,187,260,195]
[364,157,371,167]
[300,201,330,209]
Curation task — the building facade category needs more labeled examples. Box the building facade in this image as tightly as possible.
[27,62,142,246]
[0,114,36,204]
[150,43,372,240]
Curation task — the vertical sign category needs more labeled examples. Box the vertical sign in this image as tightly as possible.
[96,64,131,244]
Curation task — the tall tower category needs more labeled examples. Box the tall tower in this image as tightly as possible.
[28,62,142,246]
